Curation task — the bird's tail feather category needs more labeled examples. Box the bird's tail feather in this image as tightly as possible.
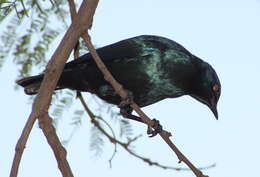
[16,74,63,95]
[16,75,43,95]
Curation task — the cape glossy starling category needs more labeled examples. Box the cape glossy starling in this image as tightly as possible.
[17,35,221,135]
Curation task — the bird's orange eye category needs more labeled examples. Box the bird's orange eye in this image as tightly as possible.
[213,84,220,92]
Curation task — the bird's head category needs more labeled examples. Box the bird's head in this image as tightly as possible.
[190,60,221,120]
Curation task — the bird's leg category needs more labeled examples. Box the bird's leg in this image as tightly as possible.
[119,105,144,123]
[119,99,162,137]
[118,90,143,123]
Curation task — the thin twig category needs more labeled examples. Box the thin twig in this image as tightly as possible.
[20,0,28,17]
[68,0,194,171]
[95,116,118,167]
[77,93,214,171]
[69,21,119,168]
[82,34,209,177]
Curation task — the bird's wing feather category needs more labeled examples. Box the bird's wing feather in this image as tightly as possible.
[60,37,152,95]
[64,38,142,70]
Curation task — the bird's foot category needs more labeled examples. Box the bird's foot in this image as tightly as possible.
[118,90,134,108]
[120,110,162,137]
[147,119,163,137]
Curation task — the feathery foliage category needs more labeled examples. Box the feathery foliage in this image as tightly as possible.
[1,0,137,158]
[90,125,105,156]
[119,119,133,138]
[0,0,67,76]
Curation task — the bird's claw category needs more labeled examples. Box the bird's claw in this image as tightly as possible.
[147,119,162,137]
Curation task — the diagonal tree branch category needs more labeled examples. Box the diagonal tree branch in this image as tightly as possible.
[10,1,99,177]
[82,35,209,177]
[68,1,209,177]
[68,3,215,172]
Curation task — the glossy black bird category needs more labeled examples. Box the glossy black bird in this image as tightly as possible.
[17,35,221,133]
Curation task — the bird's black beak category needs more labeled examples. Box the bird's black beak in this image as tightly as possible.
[190,94,219,120]
[210,104,218,120]
[209,97,218,120]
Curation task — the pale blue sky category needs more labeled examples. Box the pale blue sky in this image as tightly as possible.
[1,0,260,177]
